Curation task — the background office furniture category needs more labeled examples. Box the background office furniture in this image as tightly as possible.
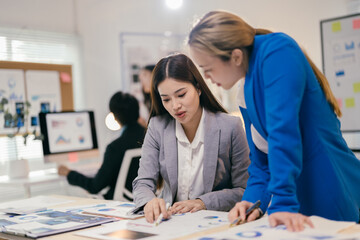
[0,61,75,179]
[0,61,73,136]
[0,159,102,202]
[113,148,142,201]
[0,170,66,198]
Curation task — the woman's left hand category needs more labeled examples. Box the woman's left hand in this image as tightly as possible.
[269,212,314,232]
[171,199,206,214]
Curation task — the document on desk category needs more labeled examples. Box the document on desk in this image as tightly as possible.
[186,215,359,240]
[76,210,229,240]
[81,202,144,219]
[0,210,115,238]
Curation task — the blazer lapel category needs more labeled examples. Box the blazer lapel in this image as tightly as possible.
[163,119,178,200]
[203,112,220,193]
[244,75,267,138]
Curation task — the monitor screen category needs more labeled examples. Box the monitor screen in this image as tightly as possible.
[39,111,99,162]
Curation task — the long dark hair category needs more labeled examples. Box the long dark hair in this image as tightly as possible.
[149,53,226,123]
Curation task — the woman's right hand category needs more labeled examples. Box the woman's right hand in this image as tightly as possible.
[144,198,171,223]
[57,165,71,176]
[228,201,261,223]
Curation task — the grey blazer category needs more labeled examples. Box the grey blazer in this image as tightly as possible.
[132,110,250,211]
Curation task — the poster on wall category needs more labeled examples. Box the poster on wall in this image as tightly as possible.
[0,69,27,135]
[25,70,62,134]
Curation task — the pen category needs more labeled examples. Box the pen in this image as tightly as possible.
[154,202,170,227]
[230,200,261,227]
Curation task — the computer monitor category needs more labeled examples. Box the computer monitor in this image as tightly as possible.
[39,111,99,163]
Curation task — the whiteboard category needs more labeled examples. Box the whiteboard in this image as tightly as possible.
[321,13,360,132]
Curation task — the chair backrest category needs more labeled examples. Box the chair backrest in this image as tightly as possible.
[113,148,142,201]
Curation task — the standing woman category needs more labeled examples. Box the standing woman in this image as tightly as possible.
[137,64,155,127]
[188,10,360,231]
[139,64,156,113]
[132,53,250,223]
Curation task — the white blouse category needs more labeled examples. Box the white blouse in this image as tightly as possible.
[175,108,205,201]
[237,78,269,154]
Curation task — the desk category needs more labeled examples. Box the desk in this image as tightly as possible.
[0,159,102,198]
[0,170,66,198]
[0,195,359,240]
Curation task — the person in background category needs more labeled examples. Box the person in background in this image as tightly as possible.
[137,64,155,127]
[132,53,250,223]
[58,92,145,200]
[188,10,360,231]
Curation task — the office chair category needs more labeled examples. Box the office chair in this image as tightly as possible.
[113,148,142,202]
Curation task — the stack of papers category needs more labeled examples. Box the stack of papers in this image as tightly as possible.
[187,215,359,240]
[76,212,360,240]
[0,196,116,238]
[0,210,115,238]
[77,210,230,240]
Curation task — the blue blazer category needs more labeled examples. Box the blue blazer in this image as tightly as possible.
[241,33,360,222]
[133,110,250,211]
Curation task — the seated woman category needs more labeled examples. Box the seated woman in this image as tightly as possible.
[58,92,145,200]
[132,53,250,223]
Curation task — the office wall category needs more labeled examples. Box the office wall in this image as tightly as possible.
[0,0,355,155]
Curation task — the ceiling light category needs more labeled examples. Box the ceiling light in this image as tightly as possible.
[165,0,183,10]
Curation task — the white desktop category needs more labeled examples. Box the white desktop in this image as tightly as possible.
[0,111,102,200]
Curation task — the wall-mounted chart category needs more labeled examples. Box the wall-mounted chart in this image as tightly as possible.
[321,13,360,131]
[321,13,360,151]
[0,69,26,134]
[0,61,74,136]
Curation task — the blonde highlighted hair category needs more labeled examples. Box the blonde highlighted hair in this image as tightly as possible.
[188,11,341,117]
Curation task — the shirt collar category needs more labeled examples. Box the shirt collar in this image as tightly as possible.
[176,108,205,148]
[119,125,127,136]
